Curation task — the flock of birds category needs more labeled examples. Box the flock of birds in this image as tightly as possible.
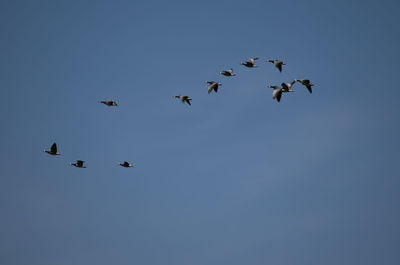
[43,57,315,168]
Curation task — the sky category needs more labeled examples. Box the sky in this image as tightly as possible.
[0,0,400,264]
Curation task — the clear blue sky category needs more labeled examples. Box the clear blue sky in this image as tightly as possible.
[1,0,399,264]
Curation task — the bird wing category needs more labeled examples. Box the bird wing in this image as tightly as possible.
[77,160,84,167]
[306,85,313,94]
[288,80,296,88]
[276,62,282,72]
[277,92,282,102]
[123,161,129,167]
[185,99,191,105]
[281,83,288,91]
[208,86,213,94]
[51,143,57,153]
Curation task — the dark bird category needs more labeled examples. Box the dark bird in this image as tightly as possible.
[240,58,259,68]
[70,160,86,168]
[266,59,286,72]
[295,79,314,94]
[43,142,60,156]
[119,161,133,168]
[220,68,236,76]
[268,85,283,102]
[173,95,192,105]
[99,100,118,106]
[205,81,222,94]
[281,80,296,93]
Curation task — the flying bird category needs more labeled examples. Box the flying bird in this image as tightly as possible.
[220,68,236,76]
[43,142,60,156]
[205,81,222,94]
[295,79,314,93]
[268,85,283,102]
[119,161,133,168]
[281,80,296,93]
[99,100,118,106]
[266,59,286,72]
[70,160,86,168]
[173,95,192,105]
[240,58,259,68]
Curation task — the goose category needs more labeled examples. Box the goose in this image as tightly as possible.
[240,57,259,68]
[220,68,236,76]
[173,95,192,105]
[43,142,60,155]
[205,81,222,94]
[266,59,285,72]
[281,80,296,93]
[119,161,133,168]
[268,85,283,102]
[70,160,86,168]
[295,79,314,94]
[99,100,118,106]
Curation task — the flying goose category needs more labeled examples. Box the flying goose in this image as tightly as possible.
[281,80,296,93]
[295,79,314,94]
[119,161,133,168]
[240,58,259,68]
[70,160,86,168]
[173,95,192,105]
[266,59,285,72]
[43,142,60,156]
[220,68,236,76]
[99,100,118,106]
[268,85,283,102]
[205,81,222,94]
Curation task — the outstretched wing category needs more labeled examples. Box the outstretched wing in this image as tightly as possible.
[288,80,296,88]
[277,92,282,102]
[77,160,84,167]
[51,143,57,154]
[185,99,191,105]
[214,84,218,93]
[306,85,313,94]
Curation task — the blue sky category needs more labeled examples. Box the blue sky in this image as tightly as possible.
[1,0,399,264]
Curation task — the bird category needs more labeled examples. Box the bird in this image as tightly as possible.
[268,85,283,102]
[70,160,86,168]
[119,161,133,168]
[295,79,314,94]
[173,95,192,105]
[240,58,259,68]
[43,142,60,155]
[205,81,222,94]
[266,59,285,72]
[99,100,118,106]
[281,80,296,93]
[220,68,236,76]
